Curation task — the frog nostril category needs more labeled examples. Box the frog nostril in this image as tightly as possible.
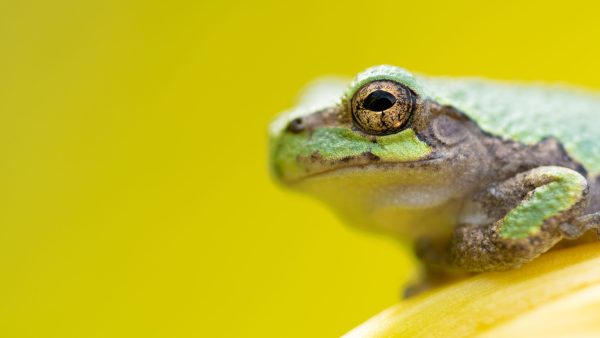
[286,117,305,133]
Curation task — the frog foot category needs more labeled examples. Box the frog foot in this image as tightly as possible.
[419,166,591,272]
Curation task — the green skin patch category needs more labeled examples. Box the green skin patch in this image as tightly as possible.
[271,127,431,181]
[500,170,586,239]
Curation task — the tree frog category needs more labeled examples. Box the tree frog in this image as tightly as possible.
[269,65,600,289]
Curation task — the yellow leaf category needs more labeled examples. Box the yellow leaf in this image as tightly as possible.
[345,242,600,337]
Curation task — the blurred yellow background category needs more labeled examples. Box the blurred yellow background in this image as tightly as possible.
[2,1,600,337]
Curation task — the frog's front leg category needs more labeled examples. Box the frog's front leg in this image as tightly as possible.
[419,166,593,272]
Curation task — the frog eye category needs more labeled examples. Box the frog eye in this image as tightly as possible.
[351,80,416,135]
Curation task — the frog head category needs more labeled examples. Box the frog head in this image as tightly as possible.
[269,66,491,238]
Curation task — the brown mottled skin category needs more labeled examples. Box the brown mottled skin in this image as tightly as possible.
[423,103,592,263]
[408,103,599,294]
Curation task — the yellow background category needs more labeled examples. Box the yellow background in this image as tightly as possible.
[2,1,600,337]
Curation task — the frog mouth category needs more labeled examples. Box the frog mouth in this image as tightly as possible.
[285,154,445,184]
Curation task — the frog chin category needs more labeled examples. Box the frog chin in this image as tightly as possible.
[294,162,471,239]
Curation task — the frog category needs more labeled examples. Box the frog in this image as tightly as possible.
[269,65,600,292]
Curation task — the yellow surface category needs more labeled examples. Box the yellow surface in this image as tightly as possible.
[2,1,600,337]
[345,242,600,337]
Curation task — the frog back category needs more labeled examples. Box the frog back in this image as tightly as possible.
[422,77,600,175]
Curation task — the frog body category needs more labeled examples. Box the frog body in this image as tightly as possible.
[269,65,600,276]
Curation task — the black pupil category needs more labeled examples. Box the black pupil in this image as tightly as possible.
[363,90,396,111]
